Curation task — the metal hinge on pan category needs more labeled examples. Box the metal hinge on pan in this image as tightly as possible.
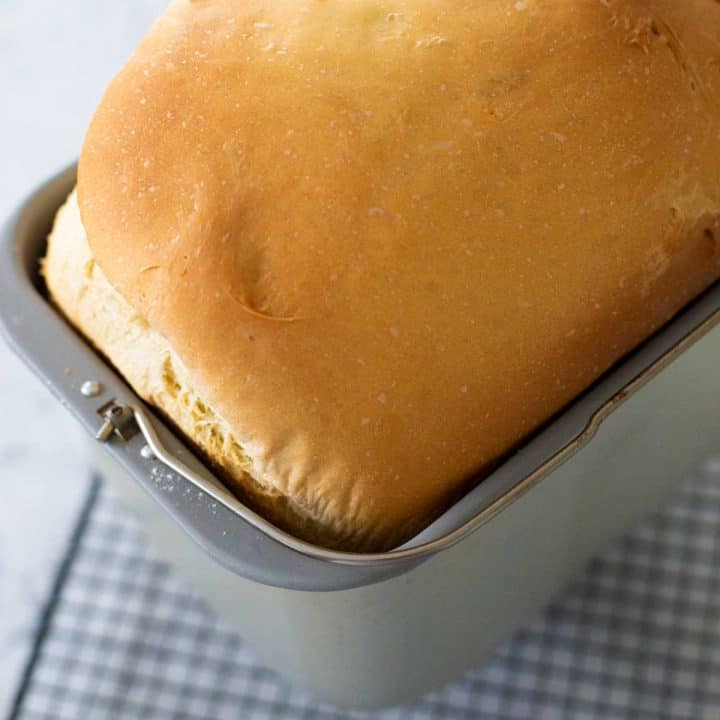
[95,401,139,442]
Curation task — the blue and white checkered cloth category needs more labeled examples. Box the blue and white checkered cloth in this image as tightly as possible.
[10,459,720,720]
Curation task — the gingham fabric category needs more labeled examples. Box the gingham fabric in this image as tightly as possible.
[9,462,720,720]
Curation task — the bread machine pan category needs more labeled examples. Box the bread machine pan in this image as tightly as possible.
[2,166,720,590]
[3,167,720,706]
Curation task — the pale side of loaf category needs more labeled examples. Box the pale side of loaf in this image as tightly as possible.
[54,0,720,550]
[44,193,349,548]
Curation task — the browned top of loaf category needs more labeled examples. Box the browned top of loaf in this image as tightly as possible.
[78,0,720,550]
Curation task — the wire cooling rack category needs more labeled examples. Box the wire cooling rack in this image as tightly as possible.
[8,464,720,720]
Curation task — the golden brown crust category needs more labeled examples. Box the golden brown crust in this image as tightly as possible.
[75,0,720,550]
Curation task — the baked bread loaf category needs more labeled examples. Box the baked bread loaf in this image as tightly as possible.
[46,0,720,551]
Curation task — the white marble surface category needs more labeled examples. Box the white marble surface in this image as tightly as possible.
[0,3,168,714]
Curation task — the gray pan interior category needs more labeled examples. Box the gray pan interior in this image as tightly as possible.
[2,166,719,591]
